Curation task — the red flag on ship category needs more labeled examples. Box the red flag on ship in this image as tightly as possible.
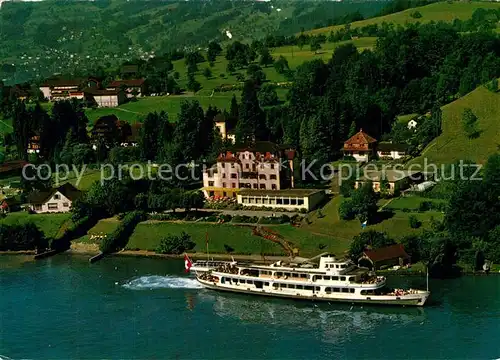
[184,254,192,273]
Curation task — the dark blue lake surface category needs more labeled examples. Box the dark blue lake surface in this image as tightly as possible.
[1,254,499,359]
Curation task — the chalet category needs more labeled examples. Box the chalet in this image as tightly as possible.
[107,79,146,98]
[84,88,126,108]
[355,170,423,194]
[120,122,142,147]
[91,115,141,147]
[40,78,83,101]
[27,183,81,214]
[377,142,407,160]
[39,77,101,101]
[342,129,377,163]
[358,244,410,270]
[91,115,121,146]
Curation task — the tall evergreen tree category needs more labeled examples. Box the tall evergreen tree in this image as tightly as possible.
[168,100,205,165]
[140,112,164,161]
[235,80,265,145]
[12,101,30,160]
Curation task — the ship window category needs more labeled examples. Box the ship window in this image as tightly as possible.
[304,286,313,291]
[324,276,330,280]
[265,282,269,286]
[233,279,238,283]
[287,284,295,289]
[341,264,347,268]
[333,288,340,292]
[301,274,308,278]
[291,273,299,278]
[276,272,283,277]
[284,273,291,277]
[280,284,286,288]
[336,265,339,269]
[273,283,279,288]
[315,275,322,280]
[325,287,331,294]
[350,289,355,293]
[316,287,321,292]
[246,280,253,284]
[296,285,303,290]
[332,276,339,281]
[340,277,346,281]
[342,288,349,293]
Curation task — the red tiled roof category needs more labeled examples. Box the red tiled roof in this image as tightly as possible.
[109,79,145,87]
[217,151,239,162]
[363,244,409,263]
[344,129,377,146]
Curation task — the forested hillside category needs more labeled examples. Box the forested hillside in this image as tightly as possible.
[0,0,386,83]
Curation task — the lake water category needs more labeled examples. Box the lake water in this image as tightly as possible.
[1,254,499,359]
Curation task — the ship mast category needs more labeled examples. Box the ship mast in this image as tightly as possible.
[426,265,429,292]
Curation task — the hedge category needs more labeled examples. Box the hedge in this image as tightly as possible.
[51,215,101,251]
[100,211,147,254]
[0,222,47,251]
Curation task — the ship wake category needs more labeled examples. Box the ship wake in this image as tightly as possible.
[122,275,202,290]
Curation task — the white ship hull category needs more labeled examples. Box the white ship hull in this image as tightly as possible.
[197,278,429,306]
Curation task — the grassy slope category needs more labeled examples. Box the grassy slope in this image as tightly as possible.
[300,196,443,243]
[0,212,71,238]
[83,37,376,124]
[126,221,351,257]
[411,84,500,166]
[306,1,500,35]
[127,222,286,255]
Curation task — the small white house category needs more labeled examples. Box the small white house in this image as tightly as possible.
[28,183,81,213]
[407,119,418,130]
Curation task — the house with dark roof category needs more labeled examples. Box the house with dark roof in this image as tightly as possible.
[355,170,423,194]
[107,79,146,98]
[376,142,407,160]
[358,244,410,270]
[27,183,82,213]
[342,129,377,163]
[91,115,141,147]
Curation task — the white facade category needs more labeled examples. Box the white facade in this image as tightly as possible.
[352,153,369,162]
[376,150,405,160]
[236,190,324,211]
[408,119,418,130]
[31,191,72,213]
[39,86,51,100]
[94,95,120,107]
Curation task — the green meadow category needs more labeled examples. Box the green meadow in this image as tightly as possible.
[306,1,500,35]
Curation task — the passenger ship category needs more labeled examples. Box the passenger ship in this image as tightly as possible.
[186,253,430,306]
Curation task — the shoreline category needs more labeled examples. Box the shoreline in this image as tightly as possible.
[3,248,499,276]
